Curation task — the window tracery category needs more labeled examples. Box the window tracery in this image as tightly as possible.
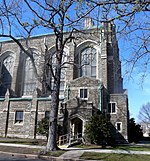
[45,49,68,94]
[23,52,39,96]
[0,55,14,97]
[80,47,96,78]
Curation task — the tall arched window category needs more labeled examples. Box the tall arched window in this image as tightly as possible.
[45,48,68,95]
[60,50,68,93]
[0,55,14,97]
[80,47,96,78]
[23,52,39,96]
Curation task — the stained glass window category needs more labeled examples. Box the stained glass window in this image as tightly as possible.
[80,47,96,78]
[46,50,67,93]
[23,53,39,96]
[0,55,14,97]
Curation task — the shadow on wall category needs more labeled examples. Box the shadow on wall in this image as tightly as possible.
[0,65,12,97]
[108,122,128,145]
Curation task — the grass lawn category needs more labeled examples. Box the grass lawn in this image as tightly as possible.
[75,144,150,151]
[81,152,150,161]
[114,146,150,151]
[0,138,65,157]
[0,145,65,157]
[0,138,47,146]
[0,146,40,154]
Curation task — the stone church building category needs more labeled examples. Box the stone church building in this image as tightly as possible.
[0,20,128,143]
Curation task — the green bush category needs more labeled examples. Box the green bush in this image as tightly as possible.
[85,114,111,145]
[37,117,49,140]
[36,117,63,140]
[128,118,143,143]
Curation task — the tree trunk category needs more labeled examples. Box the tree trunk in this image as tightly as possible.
[46,49,62,151]
[46,90,59,151]
[46,31,63,151]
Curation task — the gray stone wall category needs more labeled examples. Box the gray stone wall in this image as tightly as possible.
[109,94,128,140]
[37,100,51,121]
[0,28,110,96]
[0,99,7,136]
[7,99,35,138]
[0,22,129,142]
[67,76,100,109]
[0,97,52,138]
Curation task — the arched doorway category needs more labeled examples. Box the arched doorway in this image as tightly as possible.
[71,117,83,137]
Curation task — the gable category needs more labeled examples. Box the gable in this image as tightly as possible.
[70,76,99,88]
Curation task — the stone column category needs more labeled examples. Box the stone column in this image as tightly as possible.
[4,90,10,137]
[65,42,75,81]
[31,91,38,139]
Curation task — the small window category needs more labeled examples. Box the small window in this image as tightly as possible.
[108,103,116,113]
[60,81,64,92]
[15,111,23,123]
[45,111,50,118]
[116,122,122,132]
[80,89,88,99]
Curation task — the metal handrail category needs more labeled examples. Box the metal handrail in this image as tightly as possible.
[58,133,82,146]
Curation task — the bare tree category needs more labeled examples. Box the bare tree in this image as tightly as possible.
[92,0,150,81]
[138,102,150,124]
[0,0,100,151]
[0,0,150,151]
[138,102,150,136]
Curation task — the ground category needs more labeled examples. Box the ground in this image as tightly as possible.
[0,138,150,161]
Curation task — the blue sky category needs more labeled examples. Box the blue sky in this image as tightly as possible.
[119,35,150,122]
[117,14,150,123]
[123,72,150,122]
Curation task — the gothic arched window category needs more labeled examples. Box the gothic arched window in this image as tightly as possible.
[45,49,68,95]
[80,47,96,78]
[23,52,39,96]
[60,51,68,93]
[0,55,14,97]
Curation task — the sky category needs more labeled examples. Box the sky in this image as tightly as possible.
[118,36,150,122]
[116,11,150,123]
[119,36,150,123]
[123,73,150,122]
